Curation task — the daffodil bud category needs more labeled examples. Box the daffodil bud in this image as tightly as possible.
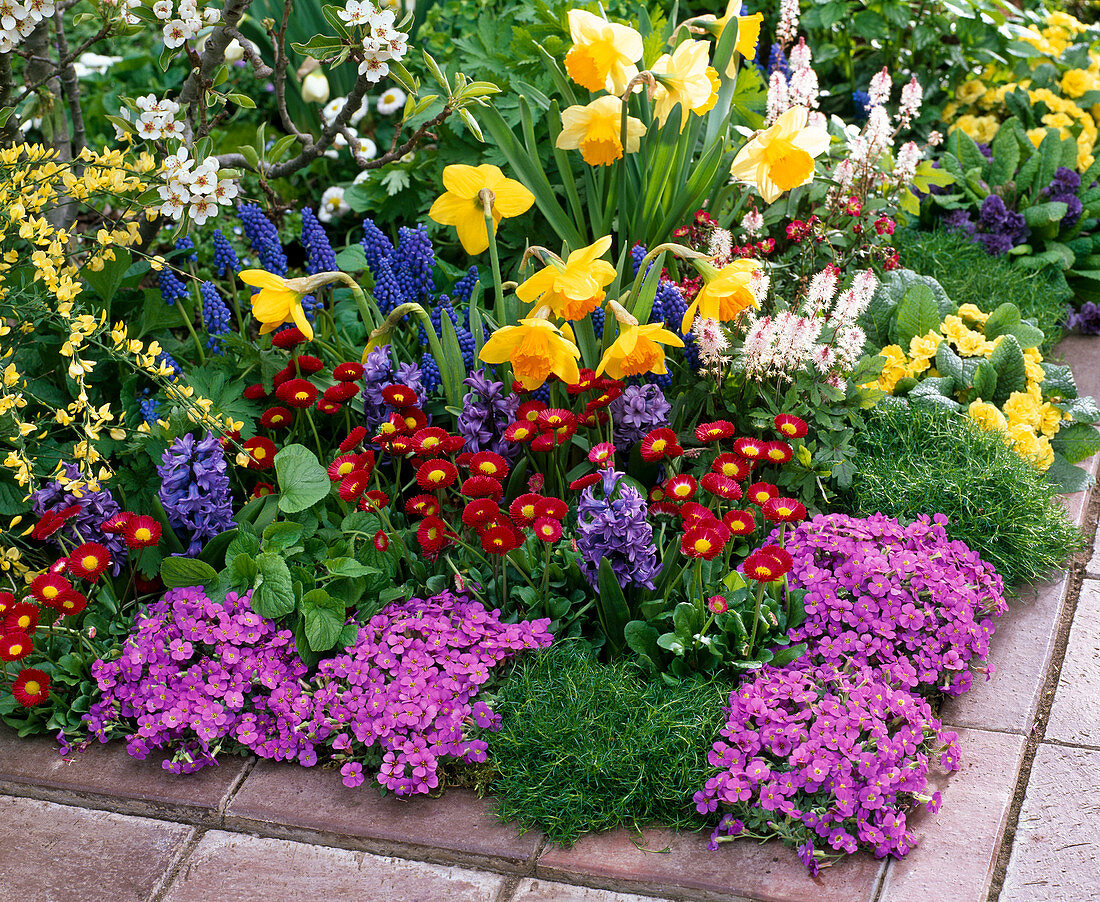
[302,70,330,104]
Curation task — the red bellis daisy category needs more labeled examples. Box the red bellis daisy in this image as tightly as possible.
[382,384,419,407]
[774,413,808,439]
[4,602,39,634]
[124,515,162,549]
[416,460,458,491]
[13,668,50,707]
[694,420,736,443]
[260,407,293,430]
[67,543,111,581]
[640,428,682,462]
[762,440,793,464]
[243,437,277,470]
[0,632,32,662]
[762,497,807,523]
[746,482,779,507]
[733,437,766,460]
[333,362,365,382]
[276,379,319,409]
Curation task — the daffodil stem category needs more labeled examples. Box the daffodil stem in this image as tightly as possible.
[178,295,206,365]
[483,210,505,321]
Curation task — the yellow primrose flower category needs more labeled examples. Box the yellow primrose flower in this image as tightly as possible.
[729,106,830,203]
[563,9,643,94]
[240,270,316,340]
[681,259,761,333]
[479,317,581,390]
[651,40,720,131]
[969,400,1007,433]
[1008,422,1043,468]
[596,321,684,379]
[956,80,986,106]
[1039,402,1063,438]
[1004,390,1042,430]
[516,237,617,321]
[875,345,909,394]
[957,303,988,325]
[428,164,534,255]
[955,329,992,358]
[557,95,646,166]
[908,331,941,362]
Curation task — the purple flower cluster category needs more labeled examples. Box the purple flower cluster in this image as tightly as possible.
[609,383,671,446]
[300,206,338,274]
[85,587,313,773]
[457,369,520,457]
[32,463,126,574]
[1066,301,1100,335]
[1043,166,1083,226]
[157,432,235,555]
[779,512,1006,696]
[360,346,424,430]
[576,469,661,591]
[942,195,1029,256]
[696,661,956,872]
[236,203,287,275]
[313,591,552,795]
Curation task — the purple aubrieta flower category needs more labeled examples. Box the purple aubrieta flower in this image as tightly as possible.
[32,463,127,574]
[609,383,672,446]
[456,369,520,457]
[576,469,661,591]
[157,431,235,555]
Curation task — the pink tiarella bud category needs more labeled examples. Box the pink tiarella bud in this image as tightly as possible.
[789,37,812,70]
[927,130,944,147]
[868,67,892,108]
[897,76,923,127]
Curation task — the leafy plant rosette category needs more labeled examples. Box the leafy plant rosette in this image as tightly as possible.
[943,8,1100,173]
[860,269,1100,491]
[926,121,1100,305]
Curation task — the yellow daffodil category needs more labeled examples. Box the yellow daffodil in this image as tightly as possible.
[429,164,534,255]
[563,9,643,94]
[240,270,316,340]
[596,321,684,378]
[697,2,763,76]
[557,95,646,166]
[651,40,720,131]
[479,317,581,390]
[516,237,617,320]
[730,106,830,203]
[681,259,761,333]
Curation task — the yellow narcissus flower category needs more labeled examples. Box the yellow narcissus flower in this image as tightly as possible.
[429,164,534,255]
[516,237,618,320]
[729,106,830,203]
[563,9,643,94]
[681,258,761,333]
[596,322,684,378]
[651,40,720,131]
[479,318,581,390]
[968,400,1007,433]
[696,2,763,75]
[557,95,647,166]
[240,270,316,340]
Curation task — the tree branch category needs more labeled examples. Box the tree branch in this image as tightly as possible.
[55,15,86,160]
[177,0,255,109]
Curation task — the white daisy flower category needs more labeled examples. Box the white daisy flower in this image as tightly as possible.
[376,86,406,116]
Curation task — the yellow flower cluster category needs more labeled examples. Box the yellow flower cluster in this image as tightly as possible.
[944,12,1100,171]
[0,143,154,310]
[871,303,1063,471]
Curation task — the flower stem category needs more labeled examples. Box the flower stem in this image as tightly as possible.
[748,581,766,657]
[482,207,505,321]
[177,295,206,365]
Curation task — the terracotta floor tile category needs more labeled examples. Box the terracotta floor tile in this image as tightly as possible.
[877,727,1025,902]
[536,826,883,902]
[0,795,192,902]
[1000,743,1100,902]
[226,760,541,870]
[160,829,504,902]
[0,726,248,817]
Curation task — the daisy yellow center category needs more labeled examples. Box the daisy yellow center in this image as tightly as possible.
[42,586,59,599]
[254,448,267,459]
[82,554,99,570]
[515,427,531,438]
[428,471,445,484]
[478,464,498,475]
[10,641,24,655]
[692,538,714,554]
[752,564,773,578]
[24,679,40,694]
[753,492,768,503]
[135,527,153,543]
[776,505,793,517]
[380,423,397,436]
[672,485,691,498]
[339,462,355,475]
[404,416,418,429]
[768,451,784,461]
[294,391,309,402]
[780,425,796,436]
[422,437,441,450]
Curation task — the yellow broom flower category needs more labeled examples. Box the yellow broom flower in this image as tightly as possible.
[729,106,830,203]
[516,236,618,320]
[556,95,647,166]
[563,9,643,94]
[479,317,581,390]
[651,40,720,131]
[429,164,534,255]
[596,321,684,378]
[680,259,761,333]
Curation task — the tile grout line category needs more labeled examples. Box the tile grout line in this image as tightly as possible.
[217,755,256,816]
[146,826,208,902]
[984,480,1100,902]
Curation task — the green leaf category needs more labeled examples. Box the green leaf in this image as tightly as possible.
[624,620,662,674]
[274,444,330,513]
[1023,202,1069,229]
[160,557,219,589]
[226,93,256,109]
[1004,322,1045,350]
[895,283,941,350]
[325,557,379,578]
[935,342,965,385]
[226,528,261,562]
[335,244,368,272]
[989,335,1026,405]
[227,552,259,589]
[1044,453,1095,493]
[596,557,631,655]
[252,552,295,618]
[300,588,346,651]
[1040,362,1077,400]
[1051,422,1100,464]
[972,360,999,401]
[982,302,1021,340]
[672,602,701,641]
[262,521,303,553]
[83,249,133,306]
[989,121,1020,186]
[770,642,807,668]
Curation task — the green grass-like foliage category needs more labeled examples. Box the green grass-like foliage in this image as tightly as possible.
[897,228,1067,351]
[847,405,1085,586]
[486,644,729,844]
